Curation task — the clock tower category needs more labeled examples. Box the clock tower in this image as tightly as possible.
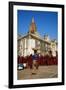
[29,17,37,33]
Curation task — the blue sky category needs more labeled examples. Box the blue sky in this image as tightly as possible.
[17,10,58,40]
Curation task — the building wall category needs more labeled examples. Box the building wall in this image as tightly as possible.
[18,38,36,56]
[50,41,57,56]
[18,36,57,57]
[27,39,35,55]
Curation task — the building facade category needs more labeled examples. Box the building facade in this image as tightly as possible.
[18,18,57,57]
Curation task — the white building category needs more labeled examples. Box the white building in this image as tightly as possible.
[18,18,57,57]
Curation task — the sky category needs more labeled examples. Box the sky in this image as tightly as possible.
[17,10,58,40]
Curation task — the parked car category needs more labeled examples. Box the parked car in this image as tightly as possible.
[17,64,24,70]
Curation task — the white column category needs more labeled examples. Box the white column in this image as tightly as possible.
[24,38,26,56]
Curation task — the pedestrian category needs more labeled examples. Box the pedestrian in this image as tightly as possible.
[31,50,39,75]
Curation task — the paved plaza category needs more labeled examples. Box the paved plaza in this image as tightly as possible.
[17,65,58,80]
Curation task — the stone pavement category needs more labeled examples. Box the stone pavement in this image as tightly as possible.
[17,65,58,80]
